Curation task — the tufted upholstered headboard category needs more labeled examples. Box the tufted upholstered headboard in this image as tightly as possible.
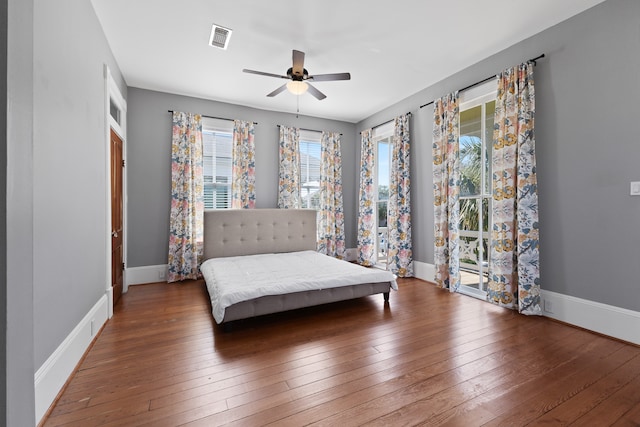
[203,209,317,260]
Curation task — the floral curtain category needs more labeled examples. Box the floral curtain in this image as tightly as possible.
[318,131,345,258]
[357,129,376,266]
[387,114,413,277]
[168,112,204,282]
[487,63,541,315]
[432,92,461,292]
[231,120,256,209]
[277,126,301,209]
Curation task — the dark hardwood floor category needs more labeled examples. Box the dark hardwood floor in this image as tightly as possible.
[42,278,640,426]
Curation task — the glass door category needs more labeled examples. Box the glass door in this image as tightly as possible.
[458,97,495,298]
[375,137,391,265]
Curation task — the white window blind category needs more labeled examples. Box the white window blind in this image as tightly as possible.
[202,118,233,209]
[299,130,321,210]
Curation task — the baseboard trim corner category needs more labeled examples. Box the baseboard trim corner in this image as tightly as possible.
[541,290,639,346]
[412,260,436,283]
[410,261,638,345]
[344,248,357,262]
[126,264,168,286]
[34,294,109,424]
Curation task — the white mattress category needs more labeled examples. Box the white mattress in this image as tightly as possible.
[201,250,398,323]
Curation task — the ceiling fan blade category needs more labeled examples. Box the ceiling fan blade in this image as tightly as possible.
[309,72,351,82]
[266,84,288,97]
[292,50,305,76]
[306,83,326,100]
[243,69,289,80]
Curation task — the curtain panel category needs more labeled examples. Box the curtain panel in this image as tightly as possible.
[231,120,256,209]
[357,129,376,266]
[387,114,413,277]
[317,131,345,259]
[488,62,541,315]
[277,126,301,209]
[432,92,461,292]
[167,112,204,282]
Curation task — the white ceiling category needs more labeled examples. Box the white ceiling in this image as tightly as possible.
[91,0,605,123]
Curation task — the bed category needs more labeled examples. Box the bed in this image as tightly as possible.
[201,208,397,326]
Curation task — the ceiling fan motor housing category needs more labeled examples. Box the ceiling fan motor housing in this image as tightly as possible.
[287,67,309,81]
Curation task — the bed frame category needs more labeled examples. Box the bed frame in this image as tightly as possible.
[203,209,391,325]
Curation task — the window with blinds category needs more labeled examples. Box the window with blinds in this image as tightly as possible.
[202,118,233,209]
[299,130,321,210]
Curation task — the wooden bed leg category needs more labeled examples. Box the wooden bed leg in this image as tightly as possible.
[383,292,390,302]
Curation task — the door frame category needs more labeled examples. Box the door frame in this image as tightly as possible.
[457,79,496,300]
[372,121,394,267]
[104,65,127,318]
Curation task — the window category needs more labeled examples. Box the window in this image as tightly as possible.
[202,118,233,209]
[299,130,321,210]
[458,80,496,298]
[109,98,121,126]
[373,122,394,264]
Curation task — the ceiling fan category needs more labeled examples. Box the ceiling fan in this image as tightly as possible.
[243,50,351,100]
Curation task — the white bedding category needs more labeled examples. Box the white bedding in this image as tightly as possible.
[200,250,398,323]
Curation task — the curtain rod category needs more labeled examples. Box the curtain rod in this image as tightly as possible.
[359,111,412,134]
[276,124,342,136]
[167,110,258,125]
[419,53,545,109]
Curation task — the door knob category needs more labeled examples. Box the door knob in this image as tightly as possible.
[112,231,118,238]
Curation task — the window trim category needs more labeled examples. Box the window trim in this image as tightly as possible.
[372,121,394,140]
[299,130,322,210]
[372,126,393,266]
[460,79,497,109]
[457,78,497,298]
[202,118,233,210]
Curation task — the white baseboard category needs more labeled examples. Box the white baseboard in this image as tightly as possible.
[413,260,436,283]
[541,290,640,345]
[344,248,357,262]
[34,294,109,424]
[126,264,168,286]
[411,261,639,345]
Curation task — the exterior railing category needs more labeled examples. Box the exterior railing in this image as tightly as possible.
[459,229,489,271]
[377,227,388,263]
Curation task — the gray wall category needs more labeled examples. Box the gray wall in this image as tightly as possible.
[7,0,35,424]
[5,0,127,421]
[0,0,7,421]
[126,88,357,267]
[32,0,126,371]
[357,0,640,312]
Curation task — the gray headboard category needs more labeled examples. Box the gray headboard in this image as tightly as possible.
[203,209,317,260]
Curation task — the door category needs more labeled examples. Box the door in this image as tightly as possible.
[375,137,391,265]
[458,96,495,298]
[111,128,124,306]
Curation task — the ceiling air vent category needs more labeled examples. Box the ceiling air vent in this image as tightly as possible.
[209,24,232,50]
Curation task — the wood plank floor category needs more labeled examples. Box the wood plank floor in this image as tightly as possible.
[42,278,640,426]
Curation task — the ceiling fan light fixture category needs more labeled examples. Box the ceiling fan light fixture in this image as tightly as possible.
[286,80,308,95]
